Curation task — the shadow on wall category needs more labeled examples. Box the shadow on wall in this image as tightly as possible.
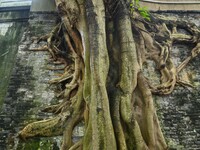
[0,22,27,107]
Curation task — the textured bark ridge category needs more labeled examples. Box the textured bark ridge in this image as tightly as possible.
[18,0,200,149]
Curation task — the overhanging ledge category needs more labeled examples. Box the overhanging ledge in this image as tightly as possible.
[140,0,200,11]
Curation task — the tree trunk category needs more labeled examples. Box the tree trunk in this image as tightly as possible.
[18,0,200,149]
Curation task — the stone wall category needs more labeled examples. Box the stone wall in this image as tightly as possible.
[0,0,31,7]
[0,9,200,150]
[149,13,200,150]
[0,10,29,108]
[30,0,56,12]
[0,12,61,149]
[140,0,200,11]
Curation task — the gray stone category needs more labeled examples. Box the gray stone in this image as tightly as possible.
[31,0,56,12]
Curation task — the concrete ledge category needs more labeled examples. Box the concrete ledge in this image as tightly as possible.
[31,0,56,12]
[140,0,200,11]
[142,0,200,4]
[0,18,29,23]
[0,6,30,12]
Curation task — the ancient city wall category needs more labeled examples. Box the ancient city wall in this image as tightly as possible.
[0,1,200,149]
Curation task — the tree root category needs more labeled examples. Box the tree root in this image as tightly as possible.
[29,45,48,51]
[46,65,67,71]
[18,113,68,140]
[49,74,73,84]
[61,111,83,150]
[69,139,83,150]
[32,35,50,43]
[41,104,62,113]
[177,79,195,88]
[134,12,200,95]
[137,72,167,149]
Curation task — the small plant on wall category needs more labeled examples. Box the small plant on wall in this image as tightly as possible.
[130,0,151,21]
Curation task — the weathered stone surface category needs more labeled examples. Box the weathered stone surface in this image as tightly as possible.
[0,12,60,149]
[0,10,28,109]
[30,0,56,12]
[0,0,31,7]
[141,0,200,11]
[152,13,200,150]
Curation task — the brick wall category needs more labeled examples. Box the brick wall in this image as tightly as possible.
[0,12,60,149]
[151,13,200,150]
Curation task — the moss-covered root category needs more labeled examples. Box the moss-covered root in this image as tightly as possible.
[61,82,84,150]
[18,115,65,140]
[137,72,167,149]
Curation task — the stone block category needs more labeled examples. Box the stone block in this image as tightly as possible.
[31,0,56,12]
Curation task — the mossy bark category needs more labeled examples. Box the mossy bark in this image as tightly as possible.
[18,0,200,149]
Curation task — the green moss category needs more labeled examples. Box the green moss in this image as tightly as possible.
[167,139,185,150]
[16,138,59,150]
[17,139,40,150]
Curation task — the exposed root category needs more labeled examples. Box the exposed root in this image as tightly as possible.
[191,43,200,58]
[46,65,66,71]
[41,104,62,113]
[69,139,83,150]
[49,74,73,84]
[29,45,48,51]
[41,101,71,114]
[177,56,191,73]
[137,72,167,149]
[18,113,69,140]
[133,12,200,95]
[177,79,195,88]
[32,35,50,43]
[61,112,83,150]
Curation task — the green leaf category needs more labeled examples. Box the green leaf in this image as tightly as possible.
[130,0,151,21]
